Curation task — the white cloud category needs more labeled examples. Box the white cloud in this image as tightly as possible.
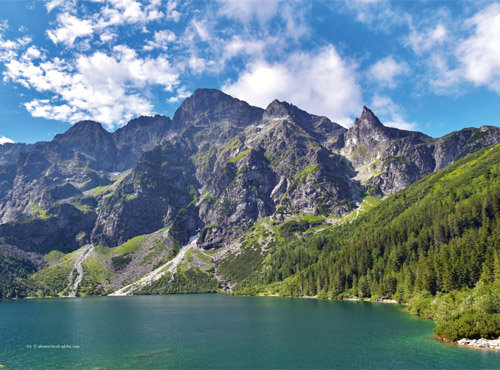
[0,32,32,62]
[456,3,500,93]
[222,36,267,60]
[405,23,447,55]
[188,55,206,74]
[45,0,73,13]
[4,45,179,128]
[22,45,42,61]
[218,0,280,24]
[0,135,14,145]
[191,19,210,42]
[168,86,190,103]
[96,0,163,30]
[370,95,416,131]
[368,57,408,88]
[143,29,176,51]
[281,3,310,42]
[47,13,94,46]
[223,45,362,126]
[99,30,117,43]
[342,0,409,33]
[426,54,462,95]
[166,0,181,22]
[46,0,165,47]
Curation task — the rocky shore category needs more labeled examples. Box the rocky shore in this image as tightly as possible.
[457,337,500,351]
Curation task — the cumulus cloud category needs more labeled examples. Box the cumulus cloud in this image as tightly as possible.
[370,95,416,131]
[368,57,408,88]
[456,3,500,93]
[46,0,164,47]
[223,45,362,125]
[0,135,14,144]
[4,45,179,128]
[47,13,93,46]
[96,0,163,30]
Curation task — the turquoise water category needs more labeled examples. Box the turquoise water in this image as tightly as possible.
[0,294,499,368]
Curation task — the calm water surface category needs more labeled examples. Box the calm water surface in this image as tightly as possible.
[0,294,499,368]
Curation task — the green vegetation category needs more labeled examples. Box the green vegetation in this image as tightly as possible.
[203,194,215,203]
[70,200,94,214]
[29,252,75,297]
[279,214,324,237]
[77,255,112,296]
[409,281,500,340]
[0,252,37,299]
[97,234,147,257]
[468,127,493,144]
[218,247,264,283]
[45,250,64,264]
[90,184,114,198]
[137,269,220,294]
[111,254,132,270]
[229,148,250,163]
[29,203,50,219]
[228,144,500,341]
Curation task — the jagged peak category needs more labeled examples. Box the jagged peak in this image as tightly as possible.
[263,99,293,120]
[354,106,384,129]
[263,99,313,121]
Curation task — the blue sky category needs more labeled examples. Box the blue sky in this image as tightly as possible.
[0,0,499,144]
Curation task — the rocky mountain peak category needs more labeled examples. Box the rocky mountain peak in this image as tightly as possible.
[262,99,345,139]
[58,120,109,137]
[354,106,384,130]
[263,99,293,120]
[172,88,263,128]
[121,114,171,130]
[263,99,316,123]
[53,120,113,146]
[53,120,115,170]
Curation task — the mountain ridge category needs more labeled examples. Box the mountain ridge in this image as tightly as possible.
[0,87,499,303]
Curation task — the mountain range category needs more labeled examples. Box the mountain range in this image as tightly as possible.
[0,88,499,299]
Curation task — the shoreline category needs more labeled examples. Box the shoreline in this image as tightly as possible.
[455,338,500,351]
[254,292,407,305]
[252,292,499,352]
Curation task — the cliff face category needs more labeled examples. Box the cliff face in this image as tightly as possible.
[0,88,499,257]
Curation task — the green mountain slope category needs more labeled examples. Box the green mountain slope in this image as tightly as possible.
[223,143,500,340]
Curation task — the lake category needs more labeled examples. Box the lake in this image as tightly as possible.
[0,294,498,368]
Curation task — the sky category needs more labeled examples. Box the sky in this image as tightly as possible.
[0,0,499,144]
